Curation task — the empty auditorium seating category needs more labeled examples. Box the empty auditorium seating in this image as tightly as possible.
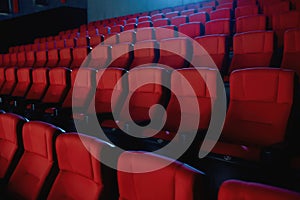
[118,30,136,43]
[117,151,205,200]
[0,113,27,183]
[211,68,294,161]
[101,66,168,130]
[236,0,256,7]
[9,53,17,67]
[272,11,300,48]
[35,50,47,68]
[137,21,153,28]
[217,2,234,9]
[165,11,179,19]
[58,48,73,68]
[235,5,258,18]
[46,49,59,68]
[236,15,266,33]
[90,35,104,48]
[124,23,137,31]
[47,40,56,50]
[10,68,32,100]
[205,19,232,35]
[109,43,133,69]
[144,68,217,142]
[210,8,232,20]
[0,67,17,96]
[0,68,5,90]
[181,9,196,16]
[153,18,170,27]
[47,133,116,200]
[138,16,151,23]
[130,40,158,69]
[170,15,188,27]
[281,28,300,78]
[178,22,203,38]
[16,52,26,68]
[5,121,63,199]
[229,31,274,73]
[70,47,90,69]
[198,6,214,13]
[218,179,300,200]
[65,38,76,48]
[3,54,11,67]
[193,35,229,72]
[76,36,89,47]
[151,13,164,21]
[110,25,123,34]
[25,51,36,67]
[135,28,155,42]
[158,37,191,69]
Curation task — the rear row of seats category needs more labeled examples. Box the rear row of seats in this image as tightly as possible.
[0,112,300,199]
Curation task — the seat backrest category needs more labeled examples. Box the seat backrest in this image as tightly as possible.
[236,0,256,7]
[137,21,153,28]
[135,28,154,42]
[39,42,47,51]
[58,47,73,68]
[11,68,32,98]
[17,52,26,68]
[171,15,188,27]
[178,22,203,38]
[222,68,294,147]
[47,133,116,200]
[0,113,27,181]
[0,67,17,96]
[210,8,232,20]
[35,50,48,68]
[7,121,62,200]
[90,35,104,48]
[109,42,134,69]
[25,68,49,101]
[118,151,205,200]
[65,38,76,48]
[281,28,300,77]
[47,41,56,50]
[56,39,66,49]
[158,37,191,69]
[130,40,158,69]
[205,19,231,35]
[62,67,96,109]
[151,13,164,21]
[25,51,36,67]
[46,49,60,68]
[218,179,300,200]
[124,23,137,31]
[76,37,89,47]
[9,53,18,67]
[42,67,71,104]
[230,30,274,72]
[118,30,136,43]
[70,47,90,69]
[193,35,228,71]
[235,5,258,18]
[3,54,11,67]
[198,6,214,13]
[138,16,151,23]
[89,44,112,69]
[110,25,124,34]
[0,68,6,90]
[165,11,179,19]
[263,1,290,17]
[153,18,170,27]
[181,9,196,16]
[236,15,266,33]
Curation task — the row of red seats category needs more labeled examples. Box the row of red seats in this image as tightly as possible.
[0,111,300,199]
[2,28,300,78]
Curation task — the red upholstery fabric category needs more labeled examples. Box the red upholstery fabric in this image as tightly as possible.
[281,28,300,79]
[155,25,176,41]
[58,48,73,68]
[178,22,203,38]
[39,42,47,51]
[229,31,274,73]
[0,113,26,180]
[118,30,136,43]
[70,47,90,69]
[17,52,26,67]
[181,9,196,16]
[46,49,59,68]
[25,68,49,101]
[159,37,191,69]
[35,50,47,68]
[135,28,154,42]
[193,35,228,71]
[42,67,70,104]
[126,18,137,24]
[11,68,32,98]
[235,5,258,19]
[55,39,66,49]
[9,53,17,67]
[171,15,188,27]
[138,16,151,23]
[205,19,231,35]
[198,6,214,13]
[25,51,36,67]
[109,43,133,69]
[89,45,111,69]
[3,54,11,67]
[151,13,164,21]
[212,68,294,161]
[90,35,104,48]
[210,8,232,20]
[124,23,137,31]
[263,1,290,18]
[110,25,124,34]
[137,21,153,28]
[65,38,76,48]
[272,11,300,48]
[236,15,266,33]
[76,37,88,47]
[89,68,126,116]
[62,68,96,109]
[47,133,114,200]
[117,151,204,200]
[130,40,158,69]
[7,121,62,200]
[237,0,256,7]
[217,2,233,9]
[165,11,179,19]
[218,179,300,200]
[0,68,6,90]
[47,41,56,50]
[145,68,217,141]
[0,67,17,96]
[153,18,170,27]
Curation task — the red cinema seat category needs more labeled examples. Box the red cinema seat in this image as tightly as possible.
[90,35,104,48]
[89,45,111,69]
[65,38,76,48]
[0,67,17,96]
[205,19,232,35]
[58,48,73,68]
[143,68,217,141]
[31,43,39,51]
[135,28,155,42]
[109,43,134,69]
[118,30,136,43]
[161,8,173,14]
[47,133,116,200]
[211,68,294,161]
[193,35,229,72]
[151,13,164,21]
[181,9,196,16]
[17,52,26,68]
[11,68,32,99]
[124,23,137,31]
[25,51,36,68]
[130,40,158,69]
[236,15,266,33]
[35,50,48,68]
[0,113,27,182]
[153,18,170,27]
[39,42,47,51]
[9,53,17,67]
[127,17,137,24]
[117,151,205,200]
[137,21,153,28]
[235,5,258,19]
[25,68,49,102]
[76,36,89,47]
[210,8,232,20]
[229,31,274,73]
[138,16,151,23]
[178,22,203,38]
[281,29,300,80]
[170,15,188,27]
[198,6,214,13]
[217,2,233,9]
[70,47,91,69]
[236,0,257,7]
[0,68,6,90]
[218,179,300,200]
[102,33,119,45]
[202,1,216,7]
[6,121,63,200]
[46,49,60,68]
[165,11,179,19]
[158,37,191,69]
[3,54,11,67]
[110,25,124,34]
[56,39,66,49]
[189,12,210,24]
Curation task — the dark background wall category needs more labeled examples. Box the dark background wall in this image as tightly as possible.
[0,6,87,53]
[87,0,203,22]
